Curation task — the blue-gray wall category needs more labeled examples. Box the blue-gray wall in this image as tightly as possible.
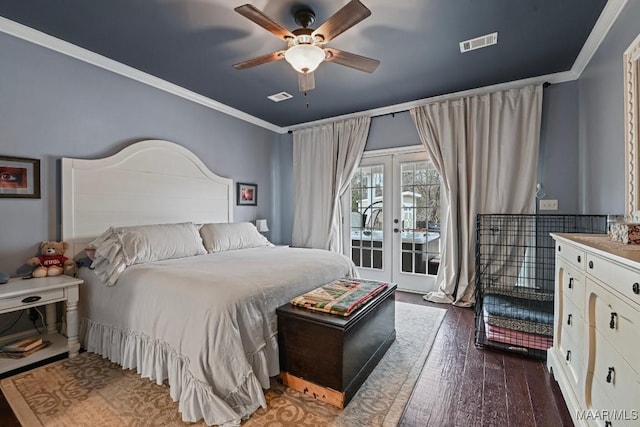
[578,0,640,214]
[364,112,421,151]
[3,0,639,279]
[538,81,581,214]
[278,133,295,245]
[0,32,281,276]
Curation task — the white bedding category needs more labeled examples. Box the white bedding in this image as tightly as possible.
[78,246,356,426]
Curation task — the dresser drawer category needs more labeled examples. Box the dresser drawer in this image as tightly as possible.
[561,263,586,312]
[558,325,585,399]
[586,253,640,308]
[561,298,584,353]
[0,288,65,312]
[557,241,586,270]
[587,377,613,427]
[587,279,640,375]
[587,374,636,427]
[590,329,640,425]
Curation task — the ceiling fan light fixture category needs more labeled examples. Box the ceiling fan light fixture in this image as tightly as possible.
[284,44,325,74]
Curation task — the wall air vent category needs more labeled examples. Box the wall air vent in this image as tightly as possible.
[459,32,498,53]
[267,92,293,102]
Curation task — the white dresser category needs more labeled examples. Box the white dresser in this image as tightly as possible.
[549,233,640,427]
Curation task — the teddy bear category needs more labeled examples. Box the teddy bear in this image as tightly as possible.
[27,241,75,278]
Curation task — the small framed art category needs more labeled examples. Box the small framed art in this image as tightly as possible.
[0,155,41,199]
[237,182,257,206]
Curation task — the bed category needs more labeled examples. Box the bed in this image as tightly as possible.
[61,140,356,426]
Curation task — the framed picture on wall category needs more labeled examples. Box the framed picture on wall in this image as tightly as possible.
[237,182,257,206]
[0,155,41,199]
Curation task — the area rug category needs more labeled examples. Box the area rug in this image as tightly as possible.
[1,302,445,427]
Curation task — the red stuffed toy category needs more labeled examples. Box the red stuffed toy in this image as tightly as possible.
[28,241,75,278]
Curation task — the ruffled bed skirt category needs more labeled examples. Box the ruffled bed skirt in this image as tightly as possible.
[80,318,276,427]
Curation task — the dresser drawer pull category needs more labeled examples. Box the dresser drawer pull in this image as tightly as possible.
[21,296,42,304]
[558,245,561,252]
[577,255,581,263]
[589,260,594,269]
[606,366,615,383]
[633,282,640,295]
[566,350,571,362]
[568,278,573,289]
[567,314,572,326]
[609,312,617,329]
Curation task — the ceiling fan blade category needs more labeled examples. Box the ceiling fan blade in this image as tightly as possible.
[234,4,294,40]
[298,72,315,92]
[324,48,379,73]
[312,0,371,42]
[233,51,285,70]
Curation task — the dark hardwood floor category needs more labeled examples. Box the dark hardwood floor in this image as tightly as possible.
[0,292,572,427]
[396,291,573,427]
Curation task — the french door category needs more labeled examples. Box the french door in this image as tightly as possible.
[342,149,442,293]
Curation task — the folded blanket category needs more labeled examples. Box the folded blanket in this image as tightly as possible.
[290,278,389,316]
[485,322,553,351]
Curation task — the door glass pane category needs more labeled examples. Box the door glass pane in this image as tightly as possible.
[400,160,441,275]
[350,164,384,270]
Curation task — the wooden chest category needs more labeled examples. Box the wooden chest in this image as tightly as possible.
[276,283,397,408]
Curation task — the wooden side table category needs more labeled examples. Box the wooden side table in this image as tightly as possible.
[0,275,83,375]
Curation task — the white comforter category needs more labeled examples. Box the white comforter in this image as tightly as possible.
[78,246,356,426]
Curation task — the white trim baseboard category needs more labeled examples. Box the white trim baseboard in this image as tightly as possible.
[0,0,628,133]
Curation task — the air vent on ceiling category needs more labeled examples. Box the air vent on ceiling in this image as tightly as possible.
[267,92,293,102]
[459,32,498,53]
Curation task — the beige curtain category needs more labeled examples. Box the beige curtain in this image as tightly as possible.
[292,117,371,251]
[410,85,543,306]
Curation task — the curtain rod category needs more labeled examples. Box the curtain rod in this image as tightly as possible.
[287,82,552,133]
[372,82,553,120]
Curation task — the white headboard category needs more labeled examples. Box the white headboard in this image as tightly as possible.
[62,139,233,258]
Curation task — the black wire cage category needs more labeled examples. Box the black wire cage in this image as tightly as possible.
[474,214,608,359]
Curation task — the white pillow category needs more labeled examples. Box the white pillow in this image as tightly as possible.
[88,222,206,286]
[115,222,206,265]
[200,222,273,253]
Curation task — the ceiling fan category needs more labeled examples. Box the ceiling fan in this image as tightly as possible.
[233,0,380,92]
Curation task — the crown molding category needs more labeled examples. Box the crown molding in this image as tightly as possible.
[0,17,288,134]
[0,0,628,134]
[571,0,628,77]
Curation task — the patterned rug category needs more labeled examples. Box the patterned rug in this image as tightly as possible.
[1,302,445,427]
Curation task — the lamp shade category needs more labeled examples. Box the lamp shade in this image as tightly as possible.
[284,44,325,74]
[255,219,269,233]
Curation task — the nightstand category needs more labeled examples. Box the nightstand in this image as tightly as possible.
[0,275,83,374]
